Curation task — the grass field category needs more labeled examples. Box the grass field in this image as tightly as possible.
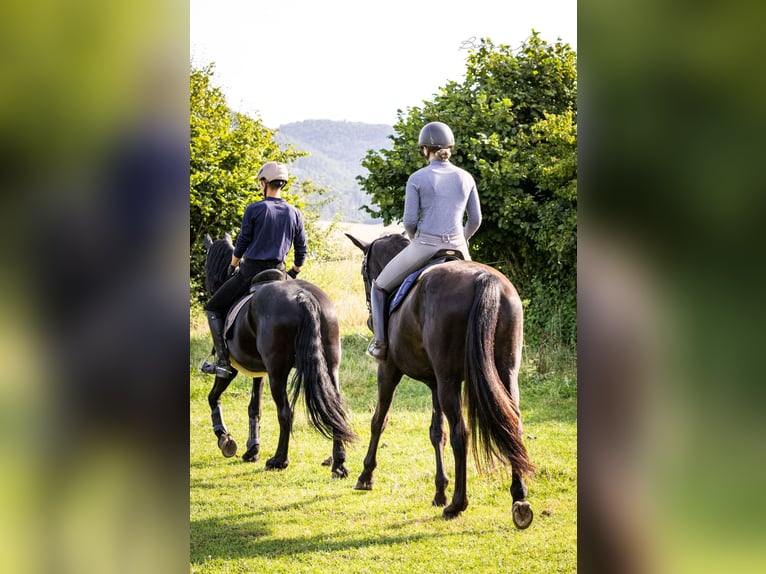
[190,253,576,573]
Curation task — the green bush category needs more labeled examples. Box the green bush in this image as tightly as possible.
[358,34,577,350]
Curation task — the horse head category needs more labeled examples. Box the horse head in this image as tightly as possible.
[345,232,410,285]
[345,232,410,325]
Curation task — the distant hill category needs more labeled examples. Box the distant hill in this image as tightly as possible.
[276,120,394,222]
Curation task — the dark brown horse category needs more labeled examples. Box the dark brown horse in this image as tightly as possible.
[346,233,535,526]
[202,234,355,478]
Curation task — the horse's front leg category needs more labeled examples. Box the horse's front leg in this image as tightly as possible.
[439,381,469,519]
[355,364,403,490]
[429,385,449,507]
[208,370,238,458]
[242,377,265,462]
[265,371,292,470]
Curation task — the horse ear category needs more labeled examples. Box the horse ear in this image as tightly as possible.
[344,233,369,253]
[204,234,213,249]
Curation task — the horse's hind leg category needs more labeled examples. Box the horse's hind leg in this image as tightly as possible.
[265,370,292,470]
[498,361,534,529]
[429,385,449,507]
[355,364,403,491]
[510,470,533,529]
[439,381,469,519]
[508,402,533,529]
[208,371,238,458]
[242,377,265,462]
[326,356,349,479]
[331,437,349,479]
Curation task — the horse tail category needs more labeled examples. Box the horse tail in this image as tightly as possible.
[290,289,356,445]
[464,273,535,478]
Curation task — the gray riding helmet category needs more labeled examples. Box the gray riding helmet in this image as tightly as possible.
[257,161,289,182]
[418,121,455,148]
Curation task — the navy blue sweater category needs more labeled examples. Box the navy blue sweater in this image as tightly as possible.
[233,197,307,267]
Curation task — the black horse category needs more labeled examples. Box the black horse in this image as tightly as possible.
[202,234,356,478]
[346,233,535,526]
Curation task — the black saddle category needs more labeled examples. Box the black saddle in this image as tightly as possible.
[249,268,287,292]
[429,249,464,264]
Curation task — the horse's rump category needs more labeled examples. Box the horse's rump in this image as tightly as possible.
[392,262,502,371]
[392,261,532,475]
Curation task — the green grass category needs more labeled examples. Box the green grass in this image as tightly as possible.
[190,257,576,573]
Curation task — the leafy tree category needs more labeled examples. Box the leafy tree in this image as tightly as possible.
[358,34,577,348]
[190,64,325,300]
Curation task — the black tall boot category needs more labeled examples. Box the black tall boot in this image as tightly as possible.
[201,311,235,378]
[366,283,389,361]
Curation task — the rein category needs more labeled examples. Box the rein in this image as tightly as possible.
[360,249,372,315]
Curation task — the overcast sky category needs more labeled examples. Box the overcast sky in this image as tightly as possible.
[191,0,577,128]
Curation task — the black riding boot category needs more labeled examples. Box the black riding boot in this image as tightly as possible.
[366,283,389,361]
[201,311,235,378]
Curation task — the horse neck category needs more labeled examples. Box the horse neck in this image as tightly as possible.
[370,236,407,277]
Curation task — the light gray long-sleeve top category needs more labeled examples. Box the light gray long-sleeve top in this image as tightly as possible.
[402,158,482,240]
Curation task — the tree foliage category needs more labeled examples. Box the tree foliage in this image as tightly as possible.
[190,64,318,300]
[358,34,577,347]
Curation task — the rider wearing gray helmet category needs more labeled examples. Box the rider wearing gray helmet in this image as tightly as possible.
[367,121,482,361]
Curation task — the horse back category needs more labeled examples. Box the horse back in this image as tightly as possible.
[227,280,340,374]
[390,261,522,378]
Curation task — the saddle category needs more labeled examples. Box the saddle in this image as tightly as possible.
[223,269,289,338]
[388,250,463,314]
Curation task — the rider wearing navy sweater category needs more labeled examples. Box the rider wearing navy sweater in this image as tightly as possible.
[367,121,482,361]
[201,161,307,377]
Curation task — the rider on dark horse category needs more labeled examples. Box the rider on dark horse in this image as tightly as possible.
[367,121,483,361]
[201,161,308,377]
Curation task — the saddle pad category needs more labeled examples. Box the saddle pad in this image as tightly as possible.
[224,293,254,339]
[388,268,423,314]
[388,255,462,314]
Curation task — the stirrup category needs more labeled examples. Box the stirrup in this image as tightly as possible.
[200,356,234,377]
[366,339,388,361]
[200,360,216,375]
[199,354,217,374]
[214,363,235,378]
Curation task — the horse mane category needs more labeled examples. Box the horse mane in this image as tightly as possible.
[205,236,234,295]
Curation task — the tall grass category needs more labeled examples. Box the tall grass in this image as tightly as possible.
[299,257,370,335]
[190,245,576,573]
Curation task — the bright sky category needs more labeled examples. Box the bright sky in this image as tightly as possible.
[190,0,577,129]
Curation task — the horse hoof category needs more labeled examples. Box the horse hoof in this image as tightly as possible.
[512,500,534,529]
[332,465,349,479]
[265,457,289,470]
[321,456,333,466]
[242,446,259,462]
[442,505,463,520]
[354,478,373,491]
[218,434,237,458]
[432,494,447,507]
